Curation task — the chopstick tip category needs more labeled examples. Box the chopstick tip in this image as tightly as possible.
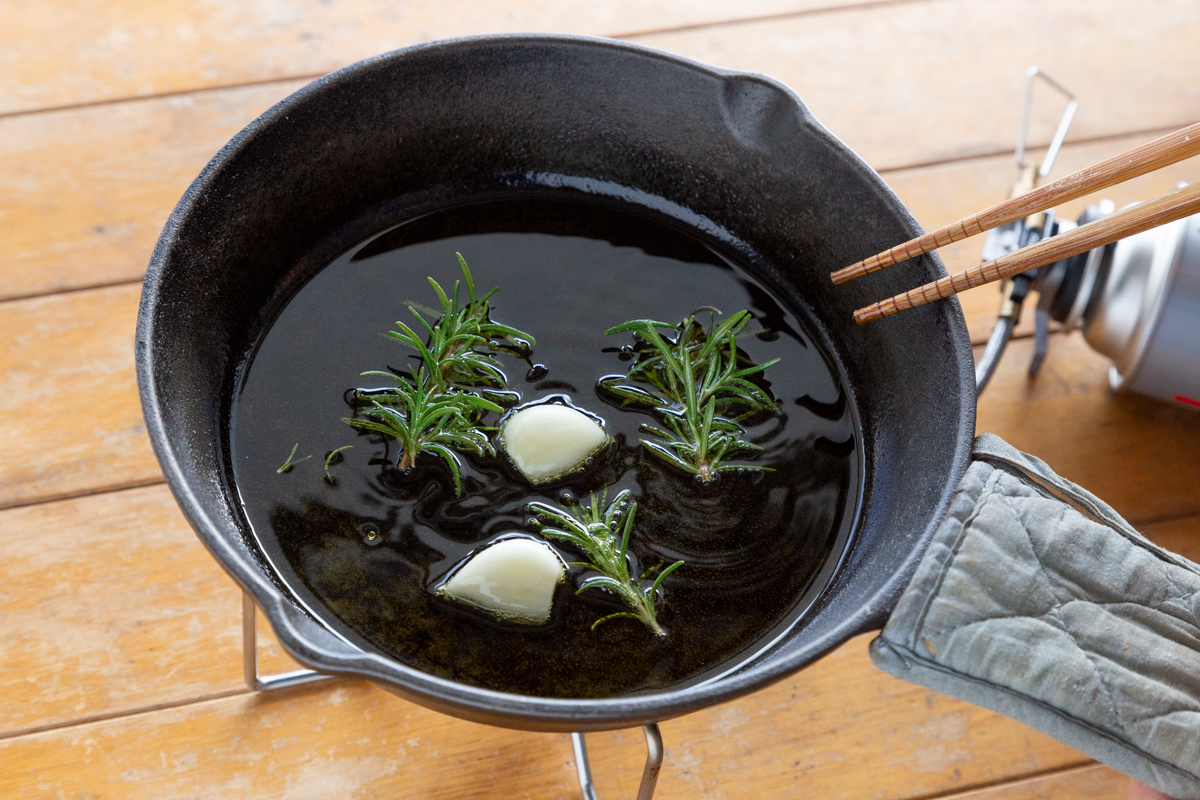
[830,265,857,284]
[832,251,897,284]
[853,304,884,324]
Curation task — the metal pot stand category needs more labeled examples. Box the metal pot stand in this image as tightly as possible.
[241,590,663,799]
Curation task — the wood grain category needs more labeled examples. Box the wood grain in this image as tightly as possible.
[0,485,301,739]
[0,0,865,115]
[1142,514,1200,564]
[940,764,1127,799]
[0,474,1189,797]
[5,0,1199,172]
[976,332,1200,524]
[1,486,1192,791]
[4,3,1200,796]
[0,284,157,509]
[2,484,1132,793]
[0,327,1194,790]
[0,634,1087,800]
[3,1,1200,309]
[0,81,302,302]
[639,0,1200,172]
[3,82,1198,334]
[0,326,1187,797]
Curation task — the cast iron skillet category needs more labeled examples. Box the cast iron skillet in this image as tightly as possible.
[136,34,976,733]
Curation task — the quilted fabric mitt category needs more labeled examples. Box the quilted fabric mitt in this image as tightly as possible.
[872,433,1200,799]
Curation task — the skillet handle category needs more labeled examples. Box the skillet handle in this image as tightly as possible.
[872,433,1200,800]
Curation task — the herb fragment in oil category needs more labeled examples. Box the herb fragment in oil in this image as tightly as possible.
[323,445,353,483]
[529,490,683,637]
[599,310,779,481]
[343,254,535,495]
[276,443,311,473]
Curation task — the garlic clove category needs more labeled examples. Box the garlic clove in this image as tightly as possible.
[438,538,566,624]
[501,403,610,484]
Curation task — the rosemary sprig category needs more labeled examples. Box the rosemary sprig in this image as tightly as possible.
[529,490,683,637]
[599,309,779,482]
[344,374,500,493]
[342,255,533,495]
[276,443,311,473]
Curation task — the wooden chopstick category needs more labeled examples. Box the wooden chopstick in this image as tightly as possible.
[830,121,1200,285]
[853,180,1200,324]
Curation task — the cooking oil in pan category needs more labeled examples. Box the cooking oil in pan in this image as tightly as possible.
[229,193,860,698]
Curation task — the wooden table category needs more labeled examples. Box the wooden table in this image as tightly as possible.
[3,2,1199,797]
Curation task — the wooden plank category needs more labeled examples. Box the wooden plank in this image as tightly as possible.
[3,369,1191,794]
[0,485,298,739]
[0,284,157,509]
[1142,514,1200,564]
[1,473,1188,794]
[976,332,1200,525]
[939,764,1127,799]
[0,338,1181,788]
[0,330,1185,794]
[0,631,1086,799]
[0,81,303,303]
[1,3,1193,798]
[0,0,864,116]
[639,0,1200,171]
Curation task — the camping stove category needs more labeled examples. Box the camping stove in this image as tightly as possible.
[973,68,1200,410]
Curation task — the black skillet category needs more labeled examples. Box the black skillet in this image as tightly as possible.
[135,35,975,733]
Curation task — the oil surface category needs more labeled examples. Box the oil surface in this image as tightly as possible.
[229,195,859,698]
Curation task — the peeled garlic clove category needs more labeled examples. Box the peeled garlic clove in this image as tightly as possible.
[438,538,565,624]
[501,403,610,484]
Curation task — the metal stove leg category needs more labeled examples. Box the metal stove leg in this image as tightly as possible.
[571,723,663,800]
[242,591,335,691]
[1028,308,1051,376]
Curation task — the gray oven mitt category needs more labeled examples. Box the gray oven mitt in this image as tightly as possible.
[871,433,1200,799]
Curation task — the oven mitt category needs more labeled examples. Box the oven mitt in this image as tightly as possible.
[871,433,1200,799]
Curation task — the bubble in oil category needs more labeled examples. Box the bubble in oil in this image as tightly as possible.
[360,522,384,546]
